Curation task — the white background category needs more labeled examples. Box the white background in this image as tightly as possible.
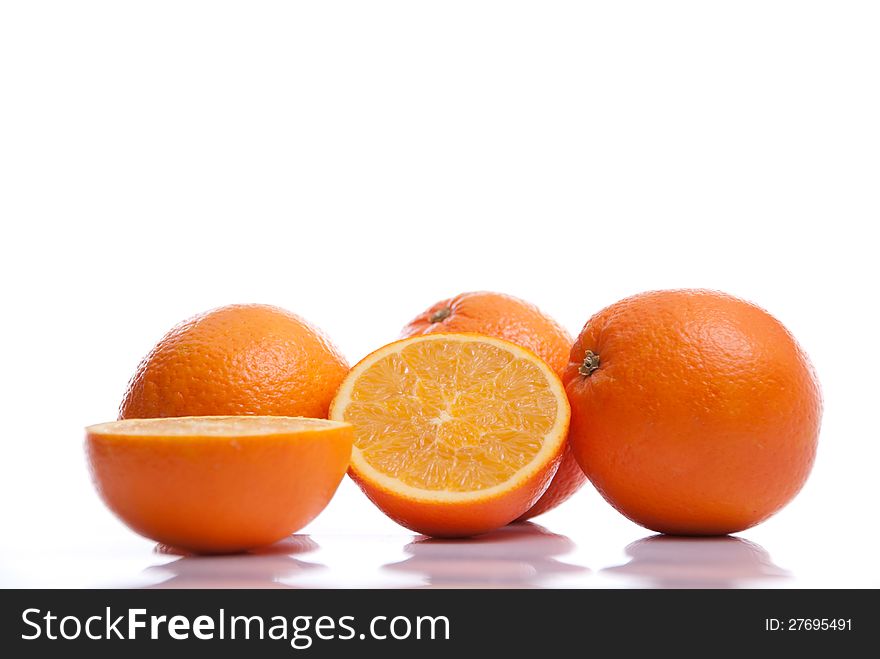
[1,1,878,588]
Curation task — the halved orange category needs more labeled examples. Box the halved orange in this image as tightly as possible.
[86,416,352,554]
[329,333,570,537]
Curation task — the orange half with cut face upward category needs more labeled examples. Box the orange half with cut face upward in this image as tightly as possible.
[86,416,353,553]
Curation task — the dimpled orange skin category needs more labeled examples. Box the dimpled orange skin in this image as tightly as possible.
[401,291,586,520]
[348,460,562,538]
[564,289,822,536]
[86,419,353,554]
[119,304,349,420]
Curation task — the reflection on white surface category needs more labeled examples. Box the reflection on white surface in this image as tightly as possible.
[95,528,797,589]
[139,535,325,589]
[383,522,587,588]
[601,535,789,588]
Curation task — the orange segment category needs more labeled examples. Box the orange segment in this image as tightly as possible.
[86,416,352,554]
[330,334,570,537]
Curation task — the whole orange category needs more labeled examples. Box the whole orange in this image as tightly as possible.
[564,289,821,535]
[401,291,586,520]
[119,304,349,420]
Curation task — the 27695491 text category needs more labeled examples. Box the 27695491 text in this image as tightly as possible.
[764,618,852,631]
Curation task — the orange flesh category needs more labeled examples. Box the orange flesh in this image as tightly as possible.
[341,339,559,492]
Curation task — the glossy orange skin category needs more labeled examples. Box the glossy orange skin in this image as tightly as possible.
[565,290,822,535]
[348,454,563,538]
[86,419,353,553]
[401,291,586,520]
[119,304,349,420]
[514,453,585,520]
